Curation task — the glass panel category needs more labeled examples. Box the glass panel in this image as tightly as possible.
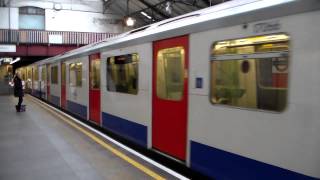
[156,47,185,101]
[61,63,66,85]
[90,60,100,89]
[27,68,32,80]
[19,6,45,29]
[51,66,58,84]
[19,7,45,15]
[19,15,45,30]
[213,34,289,55]
[41,67,46,81]
[33,67,39,81]
[107,53,138,94]
[69,63,82,87]
[211,34,289,112]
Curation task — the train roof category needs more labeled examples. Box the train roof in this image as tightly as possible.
[32,0,320,66]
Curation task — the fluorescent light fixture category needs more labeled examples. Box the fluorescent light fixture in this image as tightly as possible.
[141,11,152,19]
[165,1,172,14]
[10,57,21,64]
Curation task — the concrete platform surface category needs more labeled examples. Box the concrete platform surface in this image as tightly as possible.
[0,95,181,180]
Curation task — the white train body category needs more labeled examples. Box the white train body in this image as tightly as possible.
[18,0,320,179]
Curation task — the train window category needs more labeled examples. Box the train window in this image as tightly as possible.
[156,46,185,101]
[61,63,66,85]
[27,68,32,80]
[41,67,46,82]
[69,62,82,87]
[107,53,138,94]
[33,67,39,81]
[210,34,289,112]
[51,66,58,84]
[90,60,100,89]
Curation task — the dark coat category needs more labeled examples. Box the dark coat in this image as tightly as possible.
[14,76,24,97]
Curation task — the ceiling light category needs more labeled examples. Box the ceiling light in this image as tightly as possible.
[141,11,152,19]
[125,17,135,27]
[10,57,20,64]
[165,1,172,14]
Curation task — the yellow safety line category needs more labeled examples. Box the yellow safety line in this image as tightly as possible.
[27,96,166,180]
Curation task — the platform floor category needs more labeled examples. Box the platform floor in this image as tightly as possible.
[0,95,181,180]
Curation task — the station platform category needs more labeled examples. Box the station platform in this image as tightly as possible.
[0,95,187,180]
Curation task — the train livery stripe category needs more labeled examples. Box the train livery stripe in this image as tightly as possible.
[50,95,60,107]
[102,112,147,147]
[66,100,87,119]
[190,141,317,180]
[32,89,41,97]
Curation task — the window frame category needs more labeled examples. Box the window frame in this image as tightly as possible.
[106,53,139,95]
[156,46,186,101]
[69,62,82,87]
[90,59,101,90]
[51,65,58,84]
[33,66,39,81]
[209,33,290,113]
[19,6,45,30]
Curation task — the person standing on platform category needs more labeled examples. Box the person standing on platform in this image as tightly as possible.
[13,72,24,112]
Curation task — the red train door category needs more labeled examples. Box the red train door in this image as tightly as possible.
[152,35,189,161]
[46,65,50,101]
[61,62,67,109]
[89,54,101,124]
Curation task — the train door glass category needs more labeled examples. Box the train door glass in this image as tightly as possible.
[210,34,289,111]
[152,35,189,161]
[33,66,39,96]
[61,62,67,109]
[41,67,46,99]
[89,54,101,124]
[46,65,50,101]
[156,47,185,101]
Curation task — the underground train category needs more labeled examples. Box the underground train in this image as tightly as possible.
[16,0,320,179]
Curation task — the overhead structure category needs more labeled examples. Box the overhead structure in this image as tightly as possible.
[103,0,230,27]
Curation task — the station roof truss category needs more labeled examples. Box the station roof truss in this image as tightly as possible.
[103,0,230,27]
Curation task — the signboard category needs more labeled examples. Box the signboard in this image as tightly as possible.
[48,34,63,44]
[0,45,16,52]
[253,21,281,33]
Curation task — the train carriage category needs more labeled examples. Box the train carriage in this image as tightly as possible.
[101,43,152,147]
[17,0,320,179]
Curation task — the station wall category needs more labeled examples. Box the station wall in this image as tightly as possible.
[0,4,123,33]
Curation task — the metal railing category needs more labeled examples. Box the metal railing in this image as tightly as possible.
[0,29,118,45]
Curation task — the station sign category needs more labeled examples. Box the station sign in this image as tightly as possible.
[0,45,16,52]
[48,34,63,44]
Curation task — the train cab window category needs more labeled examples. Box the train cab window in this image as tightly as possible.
[90,60,100,89]
[51,66,58,84]
[107,53,138,94]
[210,34,289,112]
[69,63,82,87]
[156,47,185,101]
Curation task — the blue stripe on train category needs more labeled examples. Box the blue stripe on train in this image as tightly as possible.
[40,91,46,99]
[50,95,60,106]
[102,112,147,147]
[32,90,41,97]
[66,100,87,119]
[190,141,318,180]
